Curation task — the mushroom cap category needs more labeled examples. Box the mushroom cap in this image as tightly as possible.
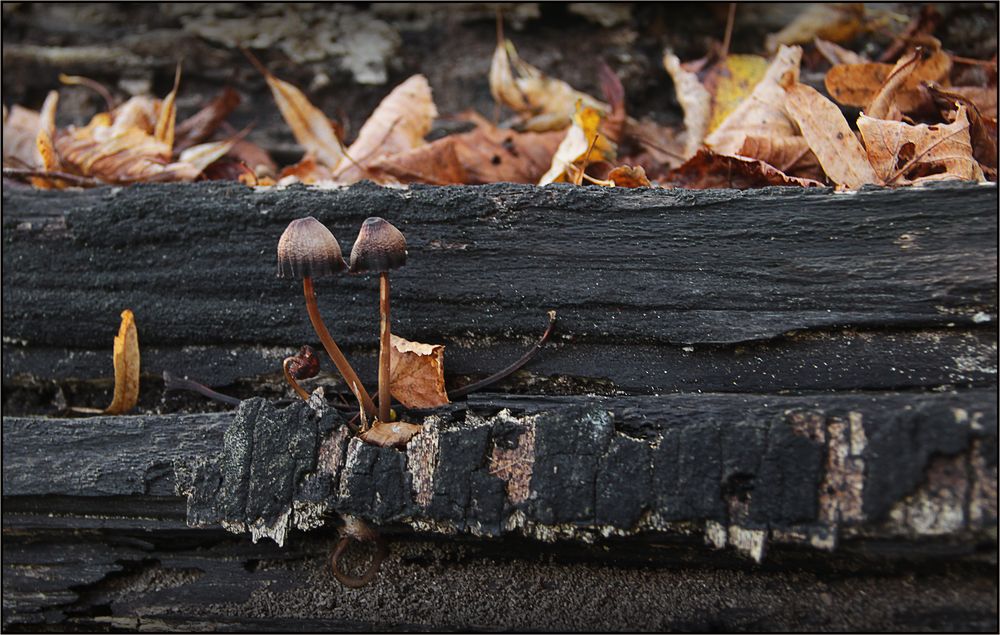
[349,217,407,274]
[277,217,347,279]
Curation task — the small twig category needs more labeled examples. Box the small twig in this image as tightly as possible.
[949,55,998,67]
[162,371,241,406]
[574,134,601,186]
[449,310,557,399]
[2,168,102,187]
[720,2,737,59]
[282,358,311,401]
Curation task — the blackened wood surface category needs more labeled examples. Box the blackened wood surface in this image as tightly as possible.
[2,182,997,395]
[5,390,996,551]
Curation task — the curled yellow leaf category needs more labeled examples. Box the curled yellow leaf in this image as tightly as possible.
[105,309,140,415]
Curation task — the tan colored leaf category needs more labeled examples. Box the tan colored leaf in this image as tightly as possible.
[867,45,951,120]
[368,135,467,185]
[765,3,866,54]
[389,334,450,409]
[359,420,423,449]
[333,74,438,183]
[858,105,985,185]
[825,46,951,114]
[663,51,711,158]
[259,64,346,168]
[737,135,823,181]
[175,87,241,151]
[105,309,140,415]
[3,105,43,168]
[814,37,867,65]
[948,86,998,120]
[668,149,824,189]
[705,45,802,156]
[539,103,616,185]
[783,80,878,189]
[608,165,651,187]
[490,38,608,131]
[924,82,997,171]
[154,65,181,149]
[278,155,335,185]
[227,139,277,179]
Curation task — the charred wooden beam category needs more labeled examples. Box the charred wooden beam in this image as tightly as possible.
[2,182,997,397]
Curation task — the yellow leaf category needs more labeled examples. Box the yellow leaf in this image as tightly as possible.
[389,334,449,409]
[105,309,140,415]
[539,102,616,185]
[705,55,769,133]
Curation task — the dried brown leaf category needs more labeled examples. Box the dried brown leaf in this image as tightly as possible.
[737,135,823,181]
[259,64,346,168]
[705,45,803,156]
[389,334,450,409]
[858,104,986,185]
[359,420,423,449]
[608,165,651,187]
[924,82,997,172]
[333,75,437,183]
[490,38,608,131]
[105,309,140,415]
[368,136,467,185]
[3,105,43,168]
[783,80,878,189]
[825,45,951,114]
[175,87,241,151]
[668,149,824,189]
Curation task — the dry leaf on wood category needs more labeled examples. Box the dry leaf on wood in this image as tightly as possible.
[825,45,951,115]
[663,51,712,158]
[105,309,140,415]
[175,87,241,151]
[705,45,803,156]
[539,103,616,185]
[867,44,952,120]
[737,135,823,181]
[359,420,423,449]
[607,165,651,187]
[256,61,346,168]
[3,105,43,168]
[783,79,878,189]
[490,38,607,132]
[278,155,335,184]
[389,334,450,409]
[368,135,467,185]
[924,82,998,173]
[946,86,998,120]
[765,3,866,53]
[333,74,437,183]
[814,37,867,66]
[858,104,986,185]
[668,148,824,189]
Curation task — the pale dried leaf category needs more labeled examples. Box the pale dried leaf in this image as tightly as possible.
[389,334,450,409]
[105,309,140,415]
[668,148,824,189]
[607,165,651,187]
[490,38,607,131]
[154,65,181,149]
[765,3,866,53]
[663,51,711,158]
[262,67,346,168]
[334,74,437,183]
[368,135,467,185]
[359,420,423,449]
[814,37,867,65]
[783,81,878,189]
[858,105,985,185]
[539,104,616,185]
[705,45,802,156]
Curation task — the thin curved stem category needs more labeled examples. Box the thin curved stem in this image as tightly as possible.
[378,272,392,423]
[329,533,388,588]
[303,277,377,420]
[283,358,311,401]
[449,310,557,399]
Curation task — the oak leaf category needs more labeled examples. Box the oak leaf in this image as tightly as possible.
[389,334,450,409]
[783,79,878,189]
[858,104,986,185]
[105,309,140,415]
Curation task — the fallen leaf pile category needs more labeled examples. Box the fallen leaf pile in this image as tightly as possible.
[3,5,996,190]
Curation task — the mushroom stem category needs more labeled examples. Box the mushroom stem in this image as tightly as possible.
[303,276,377,419]
[282,357,311,402]
[378,272,392,423]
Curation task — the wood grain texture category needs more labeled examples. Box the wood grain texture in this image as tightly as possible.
[2,182,997,395]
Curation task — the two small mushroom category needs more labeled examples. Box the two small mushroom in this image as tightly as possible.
[277,216,406,425]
